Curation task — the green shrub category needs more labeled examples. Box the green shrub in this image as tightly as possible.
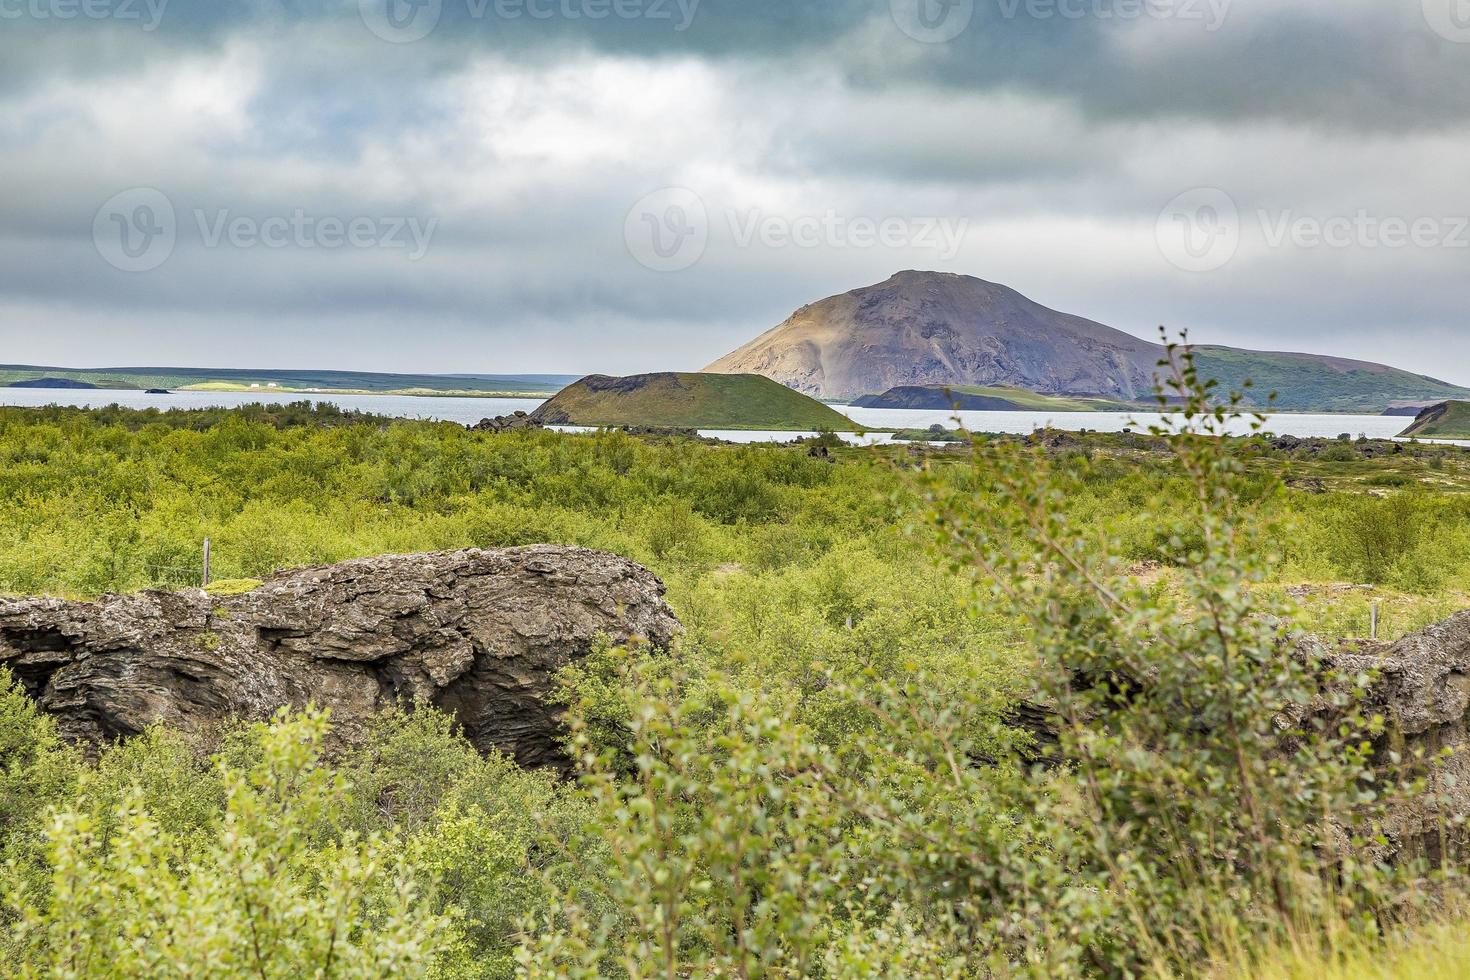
[6,710,454,977]
[1330,493,1430,586]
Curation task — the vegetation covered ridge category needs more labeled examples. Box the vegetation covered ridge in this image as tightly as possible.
[850,383,1138,412]
[0,364,574,397]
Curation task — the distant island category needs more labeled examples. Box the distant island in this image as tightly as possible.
[851,384,1136,412]
[0,365,577,399]
[1399,402,1470,439]
[1382,401,1442,417]
[705,271,1470,413]
[531,373,861,431]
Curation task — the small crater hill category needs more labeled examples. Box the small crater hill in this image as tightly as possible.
[1399,401,1470,439]
[530,372,860,431]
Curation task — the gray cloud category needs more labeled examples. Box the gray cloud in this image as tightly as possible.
[4,1,1468,128]
[0,0,1468,382]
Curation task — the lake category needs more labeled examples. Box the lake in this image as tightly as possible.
[0,387,1425,443]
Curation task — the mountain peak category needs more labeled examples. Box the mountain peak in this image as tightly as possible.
[876,269,999,290]
[704,273,1157,401]
[702,274,1470,411]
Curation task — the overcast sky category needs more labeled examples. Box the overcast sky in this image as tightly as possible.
[1,0,1468,380]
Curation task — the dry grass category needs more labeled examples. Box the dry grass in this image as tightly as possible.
[1230,916,1470,979]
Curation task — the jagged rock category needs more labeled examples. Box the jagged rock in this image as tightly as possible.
[0,547,678,769]
[1286,476,1327,494]
[470,411,543,433]
[615,425,708,440]
[1299,615,1470,863]
[1003,611,1470,862]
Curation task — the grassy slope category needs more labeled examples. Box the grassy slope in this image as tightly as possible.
[843,350,1467,415]
[948,385,1137,411]
[1398,400,1470,438]
[854,384,1138,412]
[0,365,574,397]
[1191,348,1470,413]
[531,373,861,430]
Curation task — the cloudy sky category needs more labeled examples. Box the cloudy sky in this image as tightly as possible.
[2,0,1468,379]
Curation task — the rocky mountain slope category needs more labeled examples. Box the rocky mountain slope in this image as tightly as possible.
[705,272,1470,411]
[0,547,679,769]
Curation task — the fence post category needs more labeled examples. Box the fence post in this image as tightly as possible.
[202,538,211,588]
[1370,600,1379,641]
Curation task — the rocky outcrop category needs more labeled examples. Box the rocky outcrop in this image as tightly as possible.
[1301,614,1470,863]
[470,411,543,433]
[615,425,707,440]
[1005,611,1470,863]
[0,547,678,769]
[1271,434,1412,459]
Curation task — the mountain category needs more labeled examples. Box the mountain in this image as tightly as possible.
[850,384,1136,412]
[703,272,1470,412]
[529,373,860,430]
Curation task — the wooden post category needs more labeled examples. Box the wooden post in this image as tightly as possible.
[1370,600,1379,641]
[202,538,211,588]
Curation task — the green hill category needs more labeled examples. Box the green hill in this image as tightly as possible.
[1188,348,1470,414]
[530,373,861,430]
[1398,401,1470,439]
[850,384,1138,412]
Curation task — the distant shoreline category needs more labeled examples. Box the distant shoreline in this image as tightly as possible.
[171,384,556,400]
[3,381,558,400]
[0,364,575,400]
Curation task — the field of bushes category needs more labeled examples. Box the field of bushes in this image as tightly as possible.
[2,392,1470,975]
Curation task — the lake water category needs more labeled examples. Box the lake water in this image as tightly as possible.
[840,407,1415,441]
[0,387,1425,443]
